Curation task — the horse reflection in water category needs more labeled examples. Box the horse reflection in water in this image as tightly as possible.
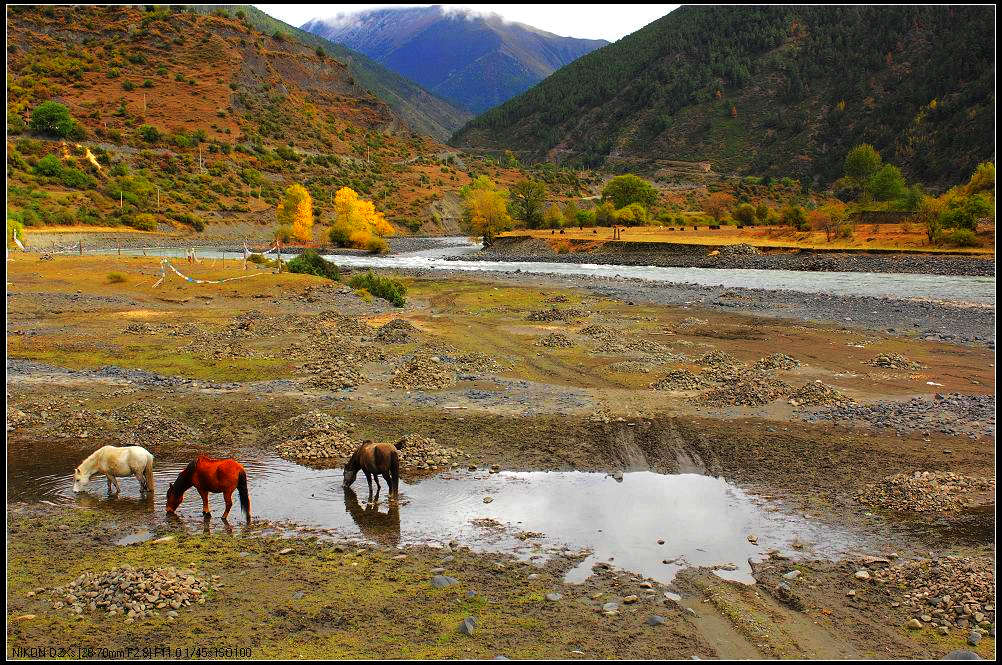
[343,486,400,546]
[76,490,155,513]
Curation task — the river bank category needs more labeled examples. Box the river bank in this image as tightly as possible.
[463,236,996,277]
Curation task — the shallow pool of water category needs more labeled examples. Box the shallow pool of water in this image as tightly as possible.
[9,442,862,584]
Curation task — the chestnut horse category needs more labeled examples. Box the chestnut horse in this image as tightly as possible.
[165,455,250,522]
[343,440,400,496]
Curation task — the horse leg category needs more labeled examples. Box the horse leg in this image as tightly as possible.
[222,489,233,521]
[364,470,373,497]
[133,470,147,492]
[381,472,392,495]
[198,488,211,518]
[107,473,121,494]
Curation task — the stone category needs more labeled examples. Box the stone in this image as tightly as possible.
[431,575,458,589]
[646,615,666,626]
[783,570,802,581]
[907,618,923,629]
[943,650,982,660]
[459,617,477,636]
[855,570,871,580]
[545,593,562,602]
[967,631,982,647]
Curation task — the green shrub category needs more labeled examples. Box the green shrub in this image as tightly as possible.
[348,271,406,307]
[107,272,127,283]
[59,167,96,189]
[29,101,77,138]
[946,229,979,247]
[34,154,63,177]
[130,213,157,231]
[7,218,26,246]
[137,124,160,142]
[328,222,352,247]
[247,253,276,267]
[366,235,390,254]
[122,80,136,91]
[287,250,340,280]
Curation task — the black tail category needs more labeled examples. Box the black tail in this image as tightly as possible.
[237,470,251,520]
[390,450,400,494]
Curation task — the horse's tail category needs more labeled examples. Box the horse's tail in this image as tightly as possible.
[144,456,155,493]
[393,438,405,450]
[236,469,251,519]
[390,449,400,493]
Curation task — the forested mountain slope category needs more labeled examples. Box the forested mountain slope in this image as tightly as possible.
[194,5,472,141]
[452,5,995,189]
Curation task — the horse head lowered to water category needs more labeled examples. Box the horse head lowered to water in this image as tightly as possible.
[343,440,400,497]
[166,455,250,523]
[73,445,154,495]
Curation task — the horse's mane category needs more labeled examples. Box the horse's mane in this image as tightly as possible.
[171,459,198,488]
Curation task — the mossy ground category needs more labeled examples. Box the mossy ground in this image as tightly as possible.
[7,506,707,660]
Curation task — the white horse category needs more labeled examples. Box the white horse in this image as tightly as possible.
[73,445,155,494]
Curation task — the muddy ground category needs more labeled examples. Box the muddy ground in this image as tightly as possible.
[6,254,996,659]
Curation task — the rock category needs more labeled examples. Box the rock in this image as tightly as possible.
[623,595,639,604]
[907,618,923,629]
[545,593,562,602]
[483,496,494,504]
[943,651,981,660]
[646,615,666,626]
[967,631,982,647]
[431,575,458,589]
[602,602,619,613]
[747,534,758,544]
[783,570,802,581]
[459,617,477,636]
[855,570,871,580]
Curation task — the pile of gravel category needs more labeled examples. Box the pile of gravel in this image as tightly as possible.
[650,369,711,391]
[868,555,995,633]
[395,434,469,471]
[754,353,801,371]
[857,471,995,513]
[805,393,995,438]
[274,411,357,461]
[391,353,456,390]
[297,357,363,391]
[44,566,214,621]
[375,318,419,344]
[537,332,574,348]
[787,381,855,408]
[701,373,790,407]
[451,351,512,374]
[675,316,708,328]
[579,324,613,337]
[717,243,760,256]
[526,307,584,322]
[865,353,926,370]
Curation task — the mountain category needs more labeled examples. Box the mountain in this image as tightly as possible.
[193,5,471,141]
[5,5,485,234]
[452,5,995,190]
[301,6,608,114]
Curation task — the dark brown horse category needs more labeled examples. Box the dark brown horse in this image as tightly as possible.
[343,440,399,496]
[165,455,250,522]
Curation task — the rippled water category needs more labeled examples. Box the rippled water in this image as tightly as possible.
[9,442,861,584]
[107,238,996,305]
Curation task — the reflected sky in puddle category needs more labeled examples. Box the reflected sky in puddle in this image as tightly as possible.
[9,444,862,584]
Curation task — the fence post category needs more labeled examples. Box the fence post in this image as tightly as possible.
[79,240,83,256]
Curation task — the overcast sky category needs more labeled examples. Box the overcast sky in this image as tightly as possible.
[254,4,678,41]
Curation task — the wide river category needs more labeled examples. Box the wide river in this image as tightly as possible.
[118,237,996,306]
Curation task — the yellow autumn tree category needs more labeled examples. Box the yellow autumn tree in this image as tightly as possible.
[329,187,394,250]
[276,184,313,243]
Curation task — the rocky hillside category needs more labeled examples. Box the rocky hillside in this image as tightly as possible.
[5,5,496,235]
[193,5,471,141]
[452,5,995,190]
[302,6,607,114]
